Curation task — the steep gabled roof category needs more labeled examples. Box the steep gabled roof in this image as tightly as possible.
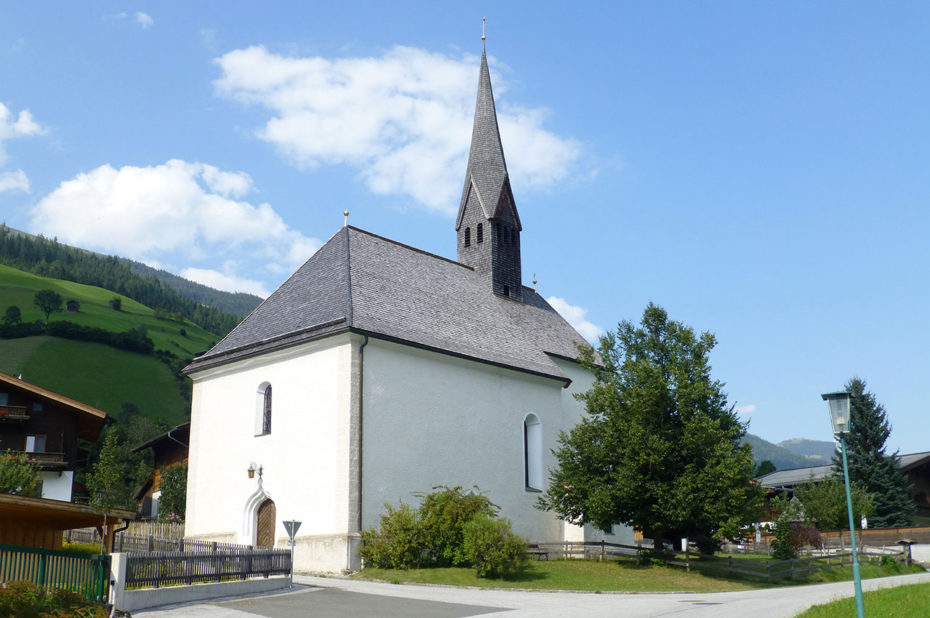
[0,372,107,440]
[455,49,521,232]
[185,226,592,382]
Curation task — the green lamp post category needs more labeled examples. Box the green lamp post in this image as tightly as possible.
[822,390,864,618]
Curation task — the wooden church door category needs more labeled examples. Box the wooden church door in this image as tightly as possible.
[256,498,276,548]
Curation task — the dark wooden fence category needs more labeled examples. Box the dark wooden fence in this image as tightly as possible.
[124,546,291,590]
[66,528,244,554]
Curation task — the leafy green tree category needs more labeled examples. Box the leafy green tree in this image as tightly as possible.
[158,464,188,522]
[33,289,62,322]
[87,431,134,513]
[754,460,776,478]
[0,450,39,495]
[833,378,914,528]
[109,297,122,311]
[793,475,873,530]
[3,305,21,325]
[539,304,763,547]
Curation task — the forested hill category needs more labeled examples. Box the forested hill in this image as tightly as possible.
[127,260,261,317]
[0,225,246,337]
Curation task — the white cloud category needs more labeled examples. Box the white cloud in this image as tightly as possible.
[0,170,29,193]
[546,296,604,343]
[135,12,154,29]
[735,404,757,415]
[0,102,45,166]
[214,45,583,213]
[181,267,270,298]
[30,159,320,288]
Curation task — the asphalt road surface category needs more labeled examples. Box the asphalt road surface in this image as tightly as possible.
[135,570,930,617]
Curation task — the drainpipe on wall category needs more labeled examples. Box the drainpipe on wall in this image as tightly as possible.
[348,334,369,571]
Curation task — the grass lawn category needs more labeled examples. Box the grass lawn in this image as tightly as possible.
[358,557,758,592]
[356,555,925,593]
[796,582,930,617]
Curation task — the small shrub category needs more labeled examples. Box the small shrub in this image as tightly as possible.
[360,502,425,569]
[461,514,528,578]
[418,486,497,566]
[109,297,121,311]
[0,580,109,617]
[770,518,799,560]
[881,555,897,567]
[793,525,823,550]
[61,540,101,555]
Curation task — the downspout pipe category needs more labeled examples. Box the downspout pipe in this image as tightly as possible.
[357,334,369,534]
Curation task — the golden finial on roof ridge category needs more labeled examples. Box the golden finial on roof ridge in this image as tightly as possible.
[344,210,349,227]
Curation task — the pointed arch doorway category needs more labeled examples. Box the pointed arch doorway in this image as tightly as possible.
[256,498,276,548]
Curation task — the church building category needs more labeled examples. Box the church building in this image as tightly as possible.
[183,43,632,572]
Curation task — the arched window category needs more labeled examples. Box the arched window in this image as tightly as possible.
[524,413,542,491]
[464,227,471,247]
[255,383,272,436]
[476,223,484,243]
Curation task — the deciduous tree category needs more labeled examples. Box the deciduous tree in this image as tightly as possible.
[0,450,39,496]
[33,289,62,321]
[539,304,762,548]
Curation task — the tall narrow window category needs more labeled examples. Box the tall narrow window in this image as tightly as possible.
[262,385,272,435]
[255,383,272,436]
[464,227,471,247]
[524,414,542,491]
[476,223,483,243]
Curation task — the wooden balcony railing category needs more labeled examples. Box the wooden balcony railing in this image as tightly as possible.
[0,405,29,421]
[17,451,68,469]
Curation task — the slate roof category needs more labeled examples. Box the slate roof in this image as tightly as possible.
[757,451,930,490]
[455,48,521,231]
[184,226,592,382]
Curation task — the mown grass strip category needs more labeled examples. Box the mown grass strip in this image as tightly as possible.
[356,555,925,593]
[796,582,930,617]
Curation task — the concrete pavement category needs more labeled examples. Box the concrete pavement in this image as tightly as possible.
[134,570,930,617]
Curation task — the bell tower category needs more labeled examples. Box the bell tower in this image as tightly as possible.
[455,40,523,301]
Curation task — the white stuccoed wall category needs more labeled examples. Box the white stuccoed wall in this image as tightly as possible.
[187,332,631,574]
[40,470,73,501]
[360,340,632,545]
[186,334,355,573]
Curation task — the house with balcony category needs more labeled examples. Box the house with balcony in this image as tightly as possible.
[0,371,108,501]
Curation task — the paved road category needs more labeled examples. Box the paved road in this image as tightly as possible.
[135,571,930,617]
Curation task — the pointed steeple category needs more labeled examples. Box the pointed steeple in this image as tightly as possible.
[456,39,523,301]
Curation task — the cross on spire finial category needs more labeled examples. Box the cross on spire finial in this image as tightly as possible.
[482,17,486,42]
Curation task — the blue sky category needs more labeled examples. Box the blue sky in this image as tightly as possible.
[1,2,928,453]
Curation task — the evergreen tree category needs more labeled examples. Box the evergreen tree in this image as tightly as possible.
[539,304,762,547]
[832,378,913,528]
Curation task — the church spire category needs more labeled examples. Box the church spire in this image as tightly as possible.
[456,35,523,301]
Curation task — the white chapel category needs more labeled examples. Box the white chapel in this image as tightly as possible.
[183,43,633,572]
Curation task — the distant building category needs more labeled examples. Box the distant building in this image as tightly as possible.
[0,371,108,501]
[183,44,632,572]
[757,451,930,520]
[132,421,190,519]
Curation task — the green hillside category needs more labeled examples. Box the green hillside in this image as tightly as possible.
[0,337,188,426]
[742,433,820,471]
[0,264,219,424]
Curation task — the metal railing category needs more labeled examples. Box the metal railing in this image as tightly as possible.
[124,546,291,589]
[0,543,110,603]
[66,528,245,554]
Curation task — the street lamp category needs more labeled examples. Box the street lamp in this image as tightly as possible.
[822,390,864,618]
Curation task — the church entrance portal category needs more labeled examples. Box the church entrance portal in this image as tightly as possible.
[256,498,276,548]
